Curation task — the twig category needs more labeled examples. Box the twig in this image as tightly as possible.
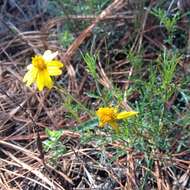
[0,87,45,165]
[60,0,126,92]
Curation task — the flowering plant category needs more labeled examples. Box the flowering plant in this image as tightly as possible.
[23,50,63,91]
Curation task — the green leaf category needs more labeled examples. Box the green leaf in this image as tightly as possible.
[76,117,99,132]
[176,112,190,127]
[84,92,100,99]
[45,128,63,141]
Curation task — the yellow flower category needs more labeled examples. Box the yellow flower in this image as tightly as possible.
[23,50,64,91]
[96,107,138,132]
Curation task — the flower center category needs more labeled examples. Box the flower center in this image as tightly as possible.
[32,55,47,70]
[97,107,117,123]
[102,112,116,123]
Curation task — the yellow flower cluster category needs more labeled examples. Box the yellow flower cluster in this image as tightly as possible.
[96,107,138,132]
[23,50,63,91]
[23,50,138,133]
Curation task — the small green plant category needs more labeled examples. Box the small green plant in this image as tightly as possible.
[121,49,181,153]
[82,52,97,80]
[158,48,181,101]
[151,8,180,44]
[82,52,105,98]
[58,31,74,49]
[51,0,111,15]
[43,128,66,162]
[127,50,143,74]
[77,48,181,157]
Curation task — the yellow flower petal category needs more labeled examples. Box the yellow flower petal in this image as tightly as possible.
[23,67,38,86]
[109,121,120,133]
[26,64,33,70]
[44,70,53,89]
[47,60,63,68]
[23,70,30,82]
[99,121,105,128]
[36,70,45,91]
[43,50,58,62]
[116,111,138,120]
[47,67,62,76]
